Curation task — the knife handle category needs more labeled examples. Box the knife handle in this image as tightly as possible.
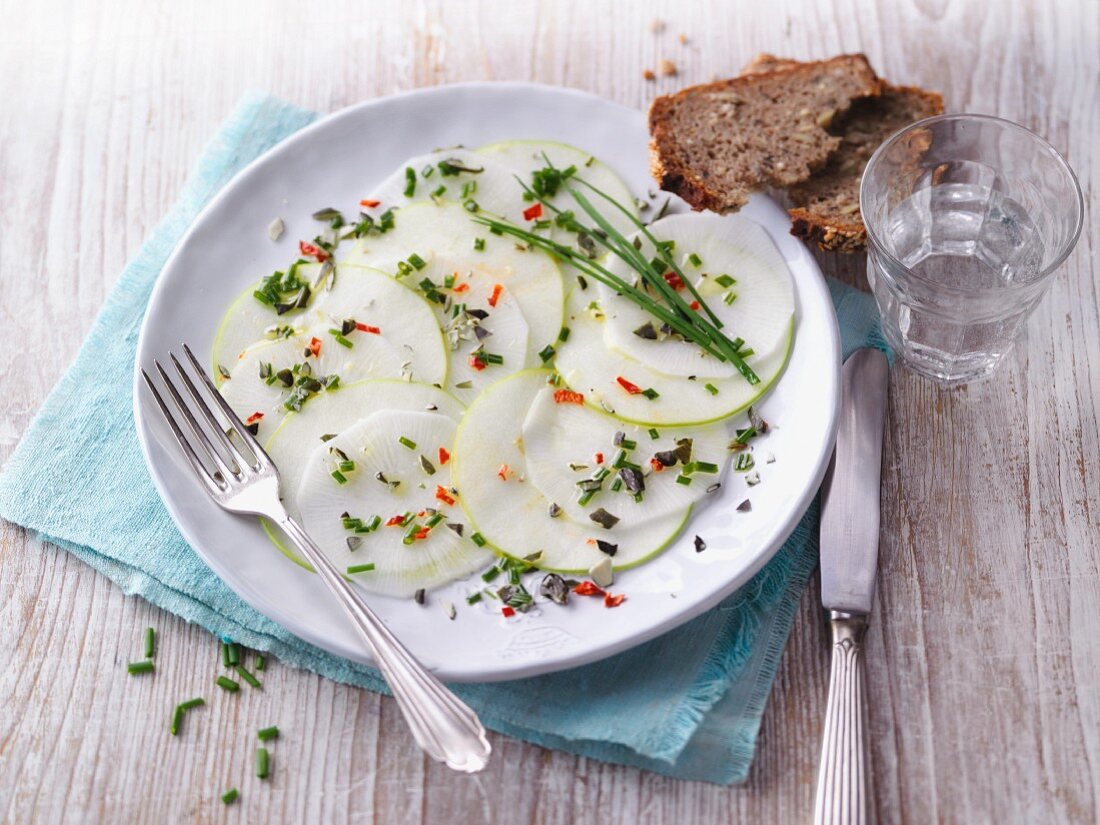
[813,612,870,825]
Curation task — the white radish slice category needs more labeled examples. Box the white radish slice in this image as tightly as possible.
[357,149,529,223]
[521,387,732,525]
[436,265,530,404]
[554,289,793,426]
[451,370,689,573]
[310,264,448,385]
[211,262,328,380]
[597,213,795,378]
[297,410,491,597]
[219,326,404,442]
[340,201,564,359]
[265,380,464,523]
[476,139,640,240]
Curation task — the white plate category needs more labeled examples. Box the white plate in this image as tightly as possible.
[134,83,841,682]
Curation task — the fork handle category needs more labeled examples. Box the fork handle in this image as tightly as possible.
[814,611,870,825]
[277,515,491,773]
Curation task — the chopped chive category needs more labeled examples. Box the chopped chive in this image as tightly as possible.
[347,563,376,574]
[610,478,623,492]
[221,788,239,805]
[688,252,703,267]
[620,438,637,450]
[471,532,487,547]
[714,274,735,288]
[366,515,382,531]
[538,345,556,363]
[474,237,486,251]
[426,512,445,527]
[330,470,348,485]
[144,627,156,658]
[675,474,693,486]
[431,184,446,198]
[254,654,266,672]
[403,166,416,197]
[735,453,756,472]
[227,643,241,666]
[127,660,154,675]
[649,428,660,439]
[641,388,660,400]
[256,747,270,779]
[215,676,239,693]
[466,592,483,605]
[578,490,597,506]
[408,253,427,270]
[257,725,279,741]
[398,436,417,450]
[331,331,353,348]
[704,383,719,396]
[338,460,356,473]
[723,291,737,306]
[235,665,262,689]
[481,565,500,582]
[221,642,231,667]
[558,326,571,342]
[684,460,719,474]
[421,164,434,178]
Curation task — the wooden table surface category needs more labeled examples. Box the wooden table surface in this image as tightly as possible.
[2,0,1097,822]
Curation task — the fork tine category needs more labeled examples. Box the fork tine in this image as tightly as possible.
[182,343,276,469]
[169,352,255,471]
[142,369,225,495]
[154,359,238,482]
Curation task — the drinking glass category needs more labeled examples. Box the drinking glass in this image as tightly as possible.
[860,114,1083,385]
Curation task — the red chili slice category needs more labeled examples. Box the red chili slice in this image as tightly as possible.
[501,606,516,617]
[385,514,405,527]
[616,376,643,395]
[438,447,451,466]
[604,593,626,608]
[594,452,604,465]
[689,300,700,311]
[523,203,543,221]
[663,271,685,291]
[435,486,456,506]
[299,241,329,262]
[414,526,431,541]
[359,199,381,208]
[355,323,380,334]
[553,388,585,405]
[573,581,606,597]
[245,412,264,425]
[468,354,487,371]
[650,457,665,472]
[453,282,470,293]
[308,337,322,357]
[487,283,503,307]
[497,464,509,481]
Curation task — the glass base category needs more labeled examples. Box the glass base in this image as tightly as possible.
[894,340,1008,387]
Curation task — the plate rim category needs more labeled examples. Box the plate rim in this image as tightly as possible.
[133,81,841,681]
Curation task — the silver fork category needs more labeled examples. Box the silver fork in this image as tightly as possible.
[142,344,491,773]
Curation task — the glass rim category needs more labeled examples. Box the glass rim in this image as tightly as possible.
[860,112,1084,295]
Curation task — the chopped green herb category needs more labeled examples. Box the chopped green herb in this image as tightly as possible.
[688,252,703,267]
[127,660,154,675]
[403,166,416,198]
[215,676,239,693]
[338,460,356,473]
[675,474,693,486]
[221,788,239,805]
[722,291,737,306]
[144,627,155,659]
[704,383,719,396]
[398,436,417,450]
[481,565,501,583]
[235,665,262,689]
[254,654,266,671]
[329,329,353,348]
[330,470,348,485]
[466,592,483,605]
[347,563,376,575]
[257,725,279,741]
[366,515,382,531]
[471,532,487,547]
[649,428,660,440]
[431,184,446,199]
[641,388,660,400]
[256,747,270,779]
[735,453,756,472]
[473,237,486,251]
[408,252,427,270]
[558,326,571,342]
[538,345,556,363]
[714,274,735,288]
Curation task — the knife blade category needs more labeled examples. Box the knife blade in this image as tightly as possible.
[819,347,889,615]
[813,347,889,825]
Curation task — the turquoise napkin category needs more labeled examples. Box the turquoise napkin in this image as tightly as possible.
[0,93,886,785]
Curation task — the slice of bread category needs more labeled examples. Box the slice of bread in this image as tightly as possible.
[743,54,944,252]
[648,54,883,213]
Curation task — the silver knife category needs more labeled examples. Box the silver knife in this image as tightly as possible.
[813,348,889,825]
